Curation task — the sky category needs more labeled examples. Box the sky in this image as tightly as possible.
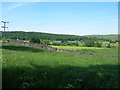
[1,0,119,2]
[1,2,118,35]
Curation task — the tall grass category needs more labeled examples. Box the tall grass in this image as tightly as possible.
[1,44,119,88]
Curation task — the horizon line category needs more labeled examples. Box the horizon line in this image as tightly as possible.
[0,30,119,36]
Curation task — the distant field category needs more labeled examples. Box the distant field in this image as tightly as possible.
[51,45,118,56]
[1,44,119,88]
[85,34,118,41]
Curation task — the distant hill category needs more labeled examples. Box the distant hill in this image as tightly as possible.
[0,31,113,42]
[85,34,118,41]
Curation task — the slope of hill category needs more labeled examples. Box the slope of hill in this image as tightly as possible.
[1,31,112,42]
[85,34,118,41]
[2,44,119,88]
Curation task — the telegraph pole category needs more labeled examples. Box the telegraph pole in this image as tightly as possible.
[1,21,9,32]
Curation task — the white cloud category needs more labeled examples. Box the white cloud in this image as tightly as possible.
[8,3,23,10]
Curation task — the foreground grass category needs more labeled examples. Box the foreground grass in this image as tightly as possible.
[1,44,119,88]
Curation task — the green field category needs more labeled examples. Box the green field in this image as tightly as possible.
[85,34,118,41]
[1,44,119,88]
[51,45,118,56]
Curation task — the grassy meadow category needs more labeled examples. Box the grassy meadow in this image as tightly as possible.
[1,44,119,88]
[86,34,118,41]
[51,45,118,56]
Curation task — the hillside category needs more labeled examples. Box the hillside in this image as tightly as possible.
[85,34,118,41]
[1,31,112,42]
[2,44,119,88]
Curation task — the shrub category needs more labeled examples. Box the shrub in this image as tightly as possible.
[106,43,111,48]
[60,41,68,46]
[84,40,94,47]
[43,40,50,45]
[75,42,79,46]
[29,37,40,43]
[94,41,102,47]
[52,42,60,46]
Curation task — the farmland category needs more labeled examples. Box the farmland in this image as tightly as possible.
[86,34,118,41]
[1,31,119,89]
[1,44,119,88]
[51,45,118,56]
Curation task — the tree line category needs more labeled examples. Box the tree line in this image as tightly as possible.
[1,31,113,42]
[29,37,113,48]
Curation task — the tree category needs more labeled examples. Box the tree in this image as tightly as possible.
[84,40,94,47]
[43,40,50,45]
[75,41,79,46]
[52,42,60,46]
[94,41,102,47]
[2,31,112,42]
[29,37,40,43]
[106,43,111,48]
[60,40,67,46]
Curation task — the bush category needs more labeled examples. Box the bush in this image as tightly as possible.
[52,42,60,46]
[84,40,94,47]
[94,41,102,47]
[106,43,111,48]
[29,37,40,43]
[59,41,68,46]
[43,40,51,45]
[66,42,78,46]
[75,42,79,46]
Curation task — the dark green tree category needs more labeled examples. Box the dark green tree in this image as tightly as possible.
[94,41,102,47]
[84,40,94,47]
[52,42,60,46]
[29,37,40,43]
[106,43,111,48]
[43,40,50,45]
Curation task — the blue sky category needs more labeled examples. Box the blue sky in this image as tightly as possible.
[2,2,118,35]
